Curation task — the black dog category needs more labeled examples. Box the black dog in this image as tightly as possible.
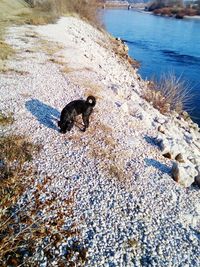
[58,96,96,133]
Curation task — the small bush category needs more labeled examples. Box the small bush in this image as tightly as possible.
[143,74,192,114]
[143,86,170,114]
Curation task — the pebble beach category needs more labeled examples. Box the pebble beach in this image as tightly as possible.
[0,16,200,266]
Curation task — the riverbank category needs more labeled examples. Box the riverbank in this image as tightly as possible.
[0,16,200,266]
[103,6,200,20]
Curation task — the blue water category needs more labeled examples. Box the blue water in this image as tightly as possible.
[101,9,200,125]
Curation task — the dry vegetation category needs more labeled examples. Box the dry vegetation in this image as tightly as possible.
[24,0,100,26]
[87,123,130,182]
[0,0,99,70]
[143,73,192,114]
[0,112,38,265]
[0,2,100,262]
[0,124,86,265]
[0,111,14,126]
[0,41,14,61]
[68,118,130,183]
[0,174,86,266]
[0,66,29,75]
[153,7,199,18]
[110,37,140,69]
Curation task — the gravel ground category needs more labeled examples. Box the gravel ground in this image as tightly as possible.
[0,17,200,266]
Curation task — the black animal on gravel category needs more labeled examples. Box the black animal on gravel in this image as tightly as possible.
[58,96,96,133]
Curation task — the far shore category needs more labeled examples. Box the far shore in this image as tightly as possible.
[102,6,200,20]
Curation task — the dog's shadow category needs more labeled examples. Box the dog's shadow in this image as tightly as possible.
[145,158,171,174]
[25,99,60,131]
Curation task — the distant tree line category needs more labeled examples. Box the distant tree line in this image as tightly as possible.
[147,0,200,17]
[148,0,183,11]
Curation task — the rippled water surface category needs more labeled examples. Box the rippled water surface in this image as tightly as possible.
[102,9,200,125]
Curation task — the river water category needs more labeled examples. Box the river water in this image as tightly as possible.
[102,9,200,125]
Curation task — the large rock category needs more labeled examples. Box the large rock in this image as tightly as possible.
[172,161,198,187]
[157,135,184,158]
[195,166,200,187]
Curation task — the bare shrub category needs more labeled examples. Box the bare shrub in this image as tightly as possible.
[143,73,192,114]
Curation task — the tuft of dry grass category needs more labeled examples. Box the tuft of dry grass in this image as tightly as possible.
[0,41,14,60]
[78,78,103,99]
[0,135,40,180]
[38,39,64,56]
[0,111,14,126]
[0,66,29,75]
[61,65,75,74]
[143,73,192,114]
[143,86,171,114]
[48,58,65,65]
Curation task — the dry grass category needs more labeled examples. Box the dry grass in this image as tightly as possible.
[48,58,75,73]
[61,65,75,74]
[0,176,86,266]
[48,58,65,65]
[110,37,140,69]
[48,58,95,75]
[0,133,40,216]
[0,111,14,126]
[143,86,171,114]
[0,0,30,61]
[66,119,128,182]
[143,73,192,114]
[0,66,29,75]
[0,0,100,66]
[38,39,64,56]
[0,112,86,265]
[24,0,100,26]
[64,0,100,26]
[0,133,87,265]
[0,135,40,180]
[0,134,40,262]
[0,41,14,61]
[84,121,130,182]
[76,78,103,100]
